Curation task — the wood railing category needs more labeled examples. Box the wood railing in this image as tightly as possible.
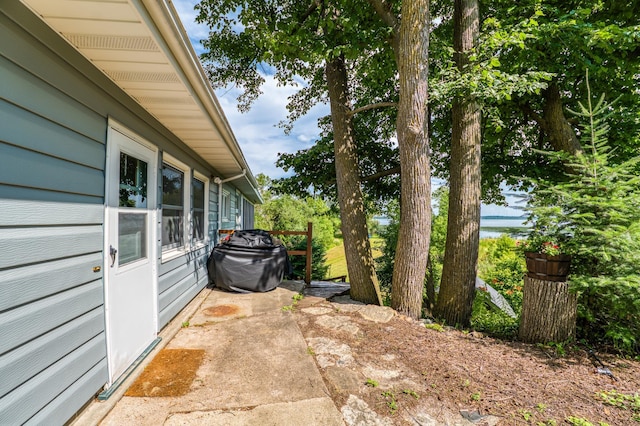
[219,222,313,285]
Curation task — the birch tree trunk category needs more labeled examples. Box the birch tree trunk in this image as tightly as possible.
[435,0,481,326]
[325,55,383,305]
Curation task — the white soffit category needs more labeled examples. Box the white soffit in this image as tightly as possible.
[21,0,259,191]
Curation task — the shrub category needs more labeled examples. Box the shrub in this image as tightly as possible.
[287,237,329,281]
[473,236,525,338]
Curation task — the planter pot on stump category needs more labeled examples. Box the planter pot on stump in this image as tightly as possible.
[520,253,576,343]
[525,252,571,282]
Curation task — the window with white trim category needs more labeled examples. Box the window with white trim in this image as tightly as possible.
[222,190,231,221]
[161,162,185,250]
[192,175,207,243]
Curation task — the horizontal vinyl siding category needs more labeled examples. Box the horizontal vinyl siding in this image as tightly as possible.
[0,334,106,425]
[0,225,102,270]
[0,100,105,170]
[0,7,108,425]
[0,204,106,424]
[0,308,104,399]
[25,360,108,426]
[157,245,210,329]
[1,3,241,422]
[0,55,105,149]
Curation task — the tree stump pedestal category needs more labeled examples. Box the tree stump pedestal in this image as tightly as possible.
[519,276,577,343]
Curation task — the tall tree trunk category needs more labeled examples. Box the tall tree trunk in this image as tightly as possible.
[391,0,431,319]
[435,0,481,327]
[325,55,383,305]
[543,83,583,155]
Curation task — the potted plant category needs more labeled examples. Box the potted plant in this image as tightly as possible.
[520,235,571,282]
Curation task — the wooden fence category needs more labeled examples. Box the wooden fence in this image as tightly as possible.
[219,222,313,285]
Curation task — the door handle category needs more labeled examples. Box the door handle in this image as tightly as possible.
[109,245,118,267]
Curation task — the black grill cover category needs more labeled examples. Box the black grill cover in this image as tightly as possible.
[207,230,291,293]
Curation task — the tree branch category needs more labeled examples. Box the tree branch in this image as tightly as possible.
[366,0,398,29]
[362,166,401,182]
[520,102,546,129]
[324,165,400,187]
[291,0,323,35]
[347,102,397,117]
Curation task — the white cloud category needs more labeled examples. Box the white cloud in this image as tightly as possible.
[172,0,208,53]
[215,76,329,178]
[173,0,328,179]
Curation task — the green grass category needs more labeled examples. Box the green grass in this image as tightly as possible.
[324,237,383,280]
[325,242,348,279]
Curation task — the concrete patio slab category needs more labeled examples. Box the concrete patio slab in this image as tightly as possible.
[94,282,342,425]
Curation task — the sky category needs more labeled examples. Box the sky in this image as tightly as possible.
[172,0,328,181]
[172,0,522,217]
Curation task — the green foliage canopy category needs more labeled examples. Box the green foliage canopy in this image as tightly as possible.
[429,0,640,202]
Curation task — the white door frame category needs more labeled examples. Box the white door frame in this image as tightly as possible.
[104,120,158,386]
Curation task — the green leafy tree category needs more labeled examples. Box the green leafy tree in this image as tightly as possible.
[428,0,638,326]
[375,200,400,301]
[275,113,400,211]
[289,238,330,281]
[197,0,436,315]
[472,236,525,338]
[195,0,386,304]
[429,0,640,198]
[526,83,640,353]
[424,187,449,312]
[254,174,337,251]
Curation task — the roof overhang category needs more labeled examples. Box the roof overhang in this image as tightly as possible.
[20,0,262,204]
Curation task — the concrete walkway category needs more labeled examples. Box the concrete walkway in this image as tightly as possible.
[73,281,497,425]
[75,281,344,425]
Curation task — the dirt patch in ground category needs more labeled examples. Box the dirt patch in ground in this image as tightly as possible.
[295,306,640,425]
[203,304,240,317]
[125,349,205,397]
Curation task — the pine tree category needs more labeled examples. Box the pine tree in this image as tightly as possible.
[526,74,640,353]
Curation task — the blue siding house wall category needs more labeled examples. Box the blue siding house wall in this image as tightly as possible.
[0,1,260,424]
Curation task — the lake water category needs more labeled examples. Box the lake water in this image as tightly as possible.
[373,216,529,239]
[480,217,529,239]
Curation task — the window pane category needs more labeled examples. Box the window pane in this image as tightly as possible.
[119,153,147,208]
[162,163,184,249]
[162,164,184,207]
[162,209,183,248]
[193,178,204,210]
[192,178,205,241]
[193,211,204,240]
[119,212,147,265]
[222,191,230,220]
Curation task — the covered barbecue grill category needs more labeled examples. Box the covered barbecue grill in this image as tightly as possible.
[207,229,291,292]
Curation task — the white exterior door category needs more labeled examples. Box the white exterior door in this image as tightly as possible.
[104,124,158,386]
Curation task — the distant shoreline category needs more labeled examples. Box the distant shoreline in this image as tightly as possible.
[480,215,527,221]
[372,215,528,238]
